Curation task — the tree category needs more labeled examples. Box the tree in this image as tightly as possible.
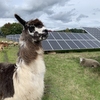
[1,22,23,36]
[1,23,11,35]
[65,28,70,32]
[10,23,23,34]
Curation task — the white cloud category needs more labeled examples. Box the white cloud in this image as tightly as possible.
[0,0,100,30]
[0,18,15,26]
[49,8,76,23]
[76,14,88,22]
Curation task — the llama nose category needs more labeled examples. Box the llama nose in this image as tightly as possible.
[43,29,48,33]
[43,29,48,35]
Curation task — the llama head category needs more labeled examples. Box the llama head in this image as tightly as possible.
[14,14,48,42]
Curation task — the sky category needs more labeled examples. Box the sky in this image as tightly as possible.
[0,0,100,30]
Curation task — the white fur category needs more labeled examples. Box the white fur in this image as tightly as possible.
[19,40,26,47]
[4,51,45,100]
[28,30,34,36]
[35,27,46,34]
[28,26,46,36]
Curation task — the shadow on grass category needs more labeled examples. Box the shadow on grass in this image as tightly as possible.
[43,77,52,100]
[88,67,100,75]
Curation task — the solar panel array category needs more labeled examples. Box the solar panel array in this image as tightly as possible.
[6,34,19,42]
[42,32,100,51]
[6,31,100,51]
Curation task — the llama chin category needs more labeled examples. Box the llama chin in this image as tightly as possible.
[0,14,48,100]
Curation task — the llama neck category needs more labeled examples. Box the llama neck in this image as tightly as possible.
[14,47,45,100]
[18,34,44,65]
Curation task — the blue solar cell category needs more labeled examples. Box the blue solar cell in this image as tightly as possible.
[72,34,83,39]
[80,34,89,39]
[51,32,62,39]
[49,41,62,50]
[42,40,52,51]
[83,27,100,41]
[93,41,100,47]
[74,41,86,49]
[66,41,78,49]
[67,33,76,39]
[85,34,94,39]
[60,32,70,39]
[87,41,99,48]
[58,41,71,50]
[47,32,54,39]
[81,41,93,48]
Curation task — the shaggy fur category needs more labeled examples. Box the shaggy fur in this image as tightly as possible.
[80,57,100,68]
[0,14,48,100]
[0,63,16,99]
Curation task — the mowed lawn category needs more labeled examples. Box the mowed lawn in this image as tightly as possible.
[1,45,100,100]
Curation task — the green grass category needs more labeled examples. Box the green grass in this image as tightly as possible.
[0,37,9,41]
[1,44,100,100]
[0,46,18,63]
[43,52,100,100]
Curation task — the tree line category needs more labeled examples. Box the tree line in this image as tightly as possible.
[58,28,87,33]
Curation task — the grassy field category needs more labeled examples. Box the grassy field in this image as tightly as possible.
[1,39,100,100]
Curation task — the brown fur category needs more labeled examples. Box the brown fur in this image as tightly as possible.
[27,19,44,27]
[80,57,100,67]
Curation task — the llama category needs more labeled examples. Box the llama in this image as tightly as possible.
[80,57,100,68]
[0,14,48,100]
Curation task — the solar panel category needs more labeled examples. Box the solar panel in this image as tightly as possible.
[81,41,92,48]
[72,33,83,39]
[83,27,100,41]
[58,41,71,50]
[66,41,79,49]
[6,31,100,51]
[42,40,53,51]
[66,33,76,39]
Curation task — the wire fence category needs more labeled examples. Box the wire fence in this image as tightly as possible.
[6,34,20,42]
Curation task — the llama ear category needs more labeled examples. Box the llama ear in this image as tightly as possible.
[14,14,26,26]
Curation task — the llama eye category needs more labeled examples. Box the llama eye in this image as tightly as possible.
[29,26,35,32]
[37,24,43,28]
